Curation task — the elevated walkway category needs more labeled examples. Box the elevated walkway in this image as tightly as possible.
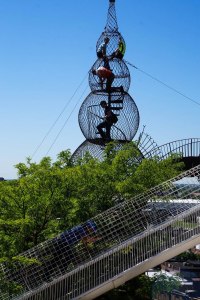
[1,165,200,300]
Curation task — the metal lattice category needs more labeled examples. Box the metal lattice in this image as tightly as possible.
[136,129,162,158]
[72,0,139,161]
[78,91,139,142]
[72,140,105,162]
[146,138,200,159]
[71,139,143,163]
[144,138,200,170]
[96,33,126,58]
[2,165,200,300]
[105,0,118,33]
[95,0,125,57]
[89,58,130,92]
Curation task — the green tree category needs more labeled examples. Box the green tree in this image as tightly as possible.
[0,145,184,297]
[115,154,183,198]
[152,273,181,298]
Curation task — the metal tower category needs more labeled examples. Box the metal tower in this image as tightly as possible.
[72,0,140,161]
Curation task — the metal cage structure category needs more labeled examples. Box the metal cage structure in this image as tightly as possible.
[72,0,140,161]
[89,58,130,92]
[78,91,139,143]
[72,139,143,163]
[96,0,125,56]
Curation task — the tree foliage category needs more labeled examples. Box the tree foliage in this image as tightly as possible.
[0,143,184,295]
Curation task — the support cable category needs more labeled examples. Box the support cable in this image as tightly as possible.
[31,73,88,159]
[45,84,89,156]
[124,59,200,107]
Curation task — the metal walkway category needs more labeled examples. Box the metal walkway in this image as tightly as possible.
[2,165,200,300]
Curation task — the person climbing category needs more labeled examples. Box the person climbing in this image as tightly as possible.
[110,37,126,59]
[50,220,99,274]
[92,66,115,92]
[97,37,110,59]
[97,37,110,68]
[96,100,118,141]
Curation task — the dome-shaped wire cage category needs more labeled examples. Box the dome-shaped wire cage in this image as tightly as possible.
[89,58,130,92]
[72,140,107,162]
[71,139,143,164]
[78,91,140,143]
[96,32,126,57]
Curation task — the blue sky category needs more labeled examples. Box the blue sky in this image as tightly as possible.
[0,0,200,179]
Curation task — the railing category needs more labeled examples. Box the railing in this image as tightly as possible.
[136,130,161,158]
[146,138,200,160]
[15,205,200,299]
[1,165,200,300]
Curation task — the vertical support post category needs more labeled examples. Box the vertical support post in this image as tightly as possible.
[108,93,111,108]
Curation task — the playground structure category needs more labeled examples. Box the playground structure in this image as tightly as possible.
[73,0,140,160]
[72,1,200,172]
[1,1,200,299]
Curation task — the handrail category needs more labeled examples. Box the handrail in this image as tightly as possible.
[2,164,200,300]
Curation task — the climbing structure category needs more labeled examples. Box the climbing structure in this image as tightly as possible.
[73,0,140,160]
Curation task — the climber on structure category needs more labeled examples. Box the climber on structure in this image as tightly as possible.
[97,36,110,68]
[110,37,126,59]
[96,100,118,141]
[92,66,115,93]
[97,37,110,59]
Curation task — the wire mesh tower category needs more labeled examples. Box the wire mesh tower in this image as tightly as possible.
[73,0,140,160]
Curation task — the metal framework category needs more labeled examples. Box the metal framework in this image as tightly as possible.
[2,1,199,298]
[89,58,130,92]
[146,138,200,159]
[144,138,200,170]
[136,129,161,158]
[72,0,140,161]
[1,163,200,299]
[78,91,139,142]
[71,139,133,162]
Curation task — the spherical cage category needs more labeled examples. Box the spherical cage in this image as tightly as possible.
[71,140,127,163]
[78,91,140,142]
[72,140,144,165]
[89,58,130,92]
[96,32,126,57]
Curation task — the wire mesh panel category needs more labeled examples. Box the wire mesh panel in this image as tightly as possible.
[89,58,130,92]
[78,91,139,141]
[71,140,106,162]
[96,0,125,56]
[2,164,200,300]
[71,140,143,163]
[71,139,121,162]
[105,0,118,33]
[72,0,139,162]
[96,32,126,59]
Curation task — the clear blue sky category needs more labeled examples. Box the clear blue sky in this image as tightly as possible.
[0,0,200,179]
